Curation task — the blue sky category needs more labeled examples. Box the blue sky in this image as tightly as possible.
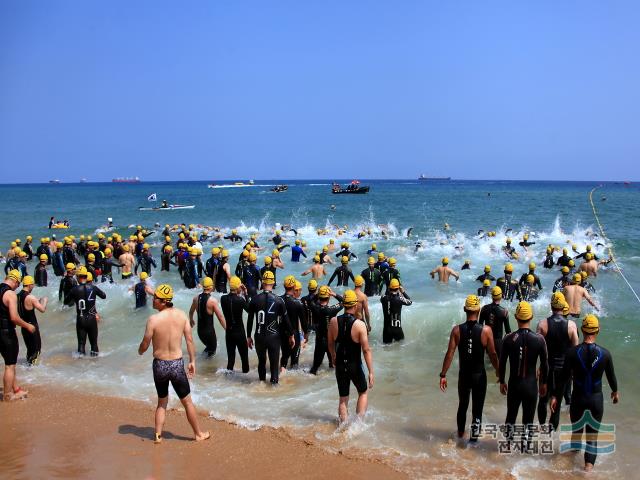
[1,1,639,182]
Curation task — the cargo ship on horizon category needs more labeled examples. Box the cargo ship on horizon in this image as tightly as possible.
[418,174,451,181]
[112,177,141,183]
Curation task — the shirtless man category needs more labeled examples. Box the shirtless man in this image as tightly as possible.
[353,276,371,333]
[430,257,459,283]
[271,249,285,270]
[579,253,610,278]
[301,256,327,279]
[138,284,210,443]
[118,245,135,280]
[563,274,599,317]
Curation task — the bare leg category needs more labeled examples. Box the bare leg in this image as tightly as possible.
[338,396,349,423]
[356,391,368,418]
[154,396,168,442]
[3,365,14,400]
[180,394,210,441]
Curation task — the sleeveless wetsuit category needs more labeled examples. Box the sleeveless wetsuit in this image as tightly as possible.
[0,284,19,366]
[335,313,367,396]
[280,293,305,369]
[134,282,147,308]
[18,290,41,364]
[479,302,511,357]
[197,292,217,356]
[457,320,487,440]
[309,298,343,374]
[215,261,228,293]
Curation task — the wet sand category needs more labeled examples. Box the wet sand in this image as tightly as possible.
[0,385,406,480]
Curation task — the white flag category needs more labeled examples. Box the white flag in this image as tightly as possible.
[147,193,157,202]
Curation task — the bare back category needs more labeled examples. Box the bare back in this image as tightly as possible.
[119,253,135,273]
[563,284,586,315]
[311,264,325,279]
[149,308,188,360]
[434,266,456,283]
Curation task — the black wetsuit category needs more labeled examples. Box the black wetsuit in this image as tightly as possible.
[556,254,572,267]
[205,256,219,279]
[183,257,198,289]
[24,242,34,261]
[553,275,570,293]
[224,234,243,243]
[65,283,106,355]
[215,261,229,293]
[197,292,217,356]
[518,272,542,290]
[18,291,41,364]
[556,343,618,466]
[241,264,261,299]
[101,258,121,283]
[328,265,355,287]
[537,313,572,430]
[335,313,367,397]
[62,246,78,266]
[496,275,520,301]
[360,267,382,297]
[476,272,496,283]
[309,298,343,374]
[543,254,555,269]
[456,320,487,440]
[499,328,548,440]
[161,251,173,271]
[260,265,277,288]
[59,275,78,304]
[134,282,148,308]
[301,292,317,333]
[381,267,400,291]
[247,290,292,384]
[280,293,305,369]
[34,263,48,287]
[518,284,540,302]
[0,284,19,366]
[221,292,249,372]
[381,291,412,344]
[135,254,156,276]
[335,249,358,261]
[52,252,65,276]
[479,302,510,357]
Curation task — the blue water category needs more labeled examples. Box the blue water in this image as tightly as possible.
[1,179,638,479]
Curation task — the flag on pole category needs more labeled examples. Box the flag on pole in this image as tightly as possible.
[147,193,157,202]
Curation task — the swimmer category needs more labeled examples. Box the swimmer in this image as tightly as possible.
[59,263,78,304]
[430,257,459,283]
[440,295,499,441]
[328,256,355,288]
[65,266,106,356]
[327,290,374,424]
[517,275,540,302]
[477,279,491,297]
[138,284,210,443]
[518,262,542,290]
[553,266,571,293]
[542,246,555,269]
[301,280,318,334]
[360,257,382,297]
[220,276,250,372]
[461,259,471,271]
[479,286,511,358]
[290,239,307,263]
[17,276,47,365]
[34,254,48,287]
[189,277,226,357]
[496,263,520,301]
[280,276,305,371]
[499,302,549,444]
[130,272,154,309]
[536,292,579,431]
[309,286,343,375]
[302,256,327,279]
[246,271,294,384]
[476,265,495,283]
[1,271,36,400]
[381,279,412,344]
[353,276,371,333]
[563,274,599,317]
[215,250,232,293]
[550,314,620,471]
[118,245,135,280]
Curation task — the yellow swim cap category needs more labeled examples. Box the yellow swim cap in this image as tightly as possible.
[86,272,93,282]
[561,266,569,274]
[526,274,534,284]
[354,275,364,287]
[87,253,95,261]
[483,279,491,287]
[140,272,149,281]
[295,239,301,246]
[318,285,331,299]
[506,237,512,244]
[308,279,318,291]
[389,257,397,266]
[529,262,536,270]
[66,263,76,270]
[515,301,533,321]
[39,254,48,261]
[202,276,213,289]
[586,252,594,261]
[7,269,22,283]
[572,273,582,284]
[249,253,257,262]
[342,290,358,307]
[341,256,349,264]
[504,263,514,273]
[242,250,250,258]
[389,278,400,290]
[484,265,491,273]
[77,266,88,277]
[212,247,220,255]
[378,252,385,260]
[284,275,297,289]
[442,257,449,265]
[154,284,173,300]
[222,249,229,258]
[368,257,375,265]
[123,245,130,252]
[464,294,481,312]
[580,270,588,279]
[262,270,275,285]
[22,275,34,286]
[295,280,302,290]
[551,292,566,310]
[104,248,112,255]
[371,243,377,250]
[491,286,503,299]
[582,314,599,334]
[229,276,242,290]
[314,255,321,263]
[264,256,272,265]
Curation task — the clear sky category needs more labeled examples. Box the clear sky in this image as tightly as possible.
[1,1,639,182]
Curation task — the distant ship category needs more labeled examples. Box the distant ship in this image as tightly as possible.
[418,174,451,181]
[112,177,141,183]
[80,178,88,183]
[49,179,61,184]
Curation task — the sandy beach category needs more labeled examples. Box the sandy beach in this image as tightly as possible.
[0,385,407,480]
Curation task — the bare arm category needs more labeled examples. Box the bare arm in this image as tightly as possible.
[448,267,460,281]
[439,326,459,391]
[568,320,580,346]
[210,298,226,330]
[138,317,154,355]
[183,314,196,377]
[301,267,312,276]
[188,295,197,328]
[327,317,338,365]
[359,322,374,388]
[536,318,547,336]
[583,290,599,310]
[6,292,34,331]
[30,295,48,313]
[363,297,370,327]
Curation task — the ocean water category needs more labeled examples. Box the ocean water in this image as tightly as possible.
[1,179,639,479]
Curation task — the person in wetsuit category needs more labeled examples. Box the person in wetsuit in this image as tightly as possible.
[499,301,549,445]
[246,271,294,384]
[301,279,318,333]
[536,292,579,431]
[380,279,412,344]
[327,290,374,423]
[477,279,491,297]
[135,245,157,276]
[34,254,48,287]
[518,262,542,290]
[381,257,400,293]
[132,272,154,308]
[205,247,220,280]
[328,256,355,287]
[335,242,358,262]
[160,245,174,272]
[224,229,243,243]
[556,248,572,267]
[59,263,78,304]
[479,286,511,358]
[517,275,540,302]
[550,314,619,472]
[309,286,343,374]
[476,265,495,283]
[65,267,107,356]
[17,276,48,365]
[553,266,571,293]
[221,276,250,372]
[360,257,383,297]
[189,277,226,357]
[440,295,499,441]
[260,256,277,288]
[290,240,307,263]
[543,246,555,269]
[100,248,121,283]
[496,263,520,301]
[183,249,199,289]
[280,276,306,370]
[241,253,261,299]
[215,250,231,293]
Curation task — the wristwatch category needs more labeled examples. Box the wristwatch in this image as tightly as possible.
[439,372,446,378]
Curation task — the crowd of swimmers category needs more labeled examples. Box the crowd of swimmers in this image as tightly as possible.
[0,225,619,471]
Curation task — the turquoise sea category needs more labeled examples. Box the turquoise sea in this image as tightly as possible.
[1,179,638,479]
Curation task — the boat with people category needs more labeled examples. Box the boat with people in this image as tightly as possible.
[271,185,288,193]
[208,180,256,189]
[331,180,370,194]
[139,200,194,211]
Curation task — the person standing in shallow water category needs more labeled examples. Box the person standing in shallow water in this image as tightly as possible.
[138,284,210,444]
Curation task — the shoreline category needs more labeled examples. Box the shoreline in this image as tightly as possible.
[0,384,407,480]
